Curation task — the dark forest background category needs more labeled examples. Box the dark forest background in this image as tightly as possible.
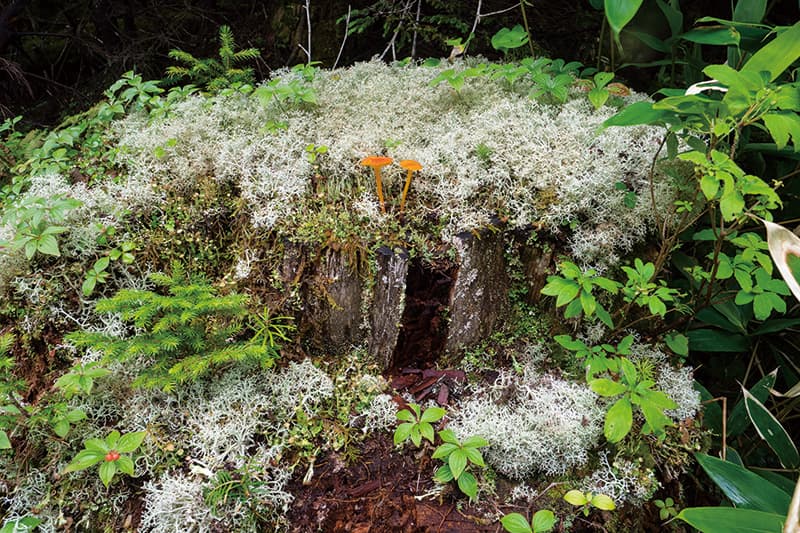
[1,0,798,125]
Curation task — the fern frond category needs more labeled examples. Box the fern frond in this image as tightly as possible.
[232,49,260,62]
[0,333,14,357]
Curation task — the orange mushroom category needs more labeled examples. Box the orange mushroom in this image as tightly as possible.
[398,159,422,214]
[360,156,393,213]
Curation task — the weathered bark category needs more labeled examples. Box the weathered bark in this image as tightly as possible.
[444,230,510,354]
[368,246,409,369]
[520,243,553,305]
[309,248,363,352]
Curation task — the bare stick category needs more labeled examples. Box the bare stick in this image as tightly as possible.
[298,0,312,63]
[333,5,351,69]
[411,0,422,59]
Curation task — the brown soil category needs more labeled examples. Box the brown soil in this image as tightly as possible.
[285,432,500,533]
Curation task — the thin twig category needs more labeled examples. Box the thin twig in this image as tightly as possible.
[333,5,351,69]
[411,0,421,59]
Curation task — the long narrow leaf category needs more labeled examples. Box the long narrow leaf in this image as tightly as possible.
[695,453,790,514]
[743,387,800,468]
[676,507,784,533]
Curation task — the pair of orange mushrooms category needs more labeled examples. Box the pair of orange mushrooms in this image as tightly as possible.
[360,156,422,214]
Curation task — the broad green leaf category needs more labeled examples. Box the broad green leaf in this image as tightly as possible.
[99,460,117,487]
[463,446,485,467]
[687,329,748,352]
[410,425,421,447]
[681,26,740,46]
[82,276,97,296]
[531,509,557,533]
[604,397,633,443]
[733,0,766,24]
[63,449,105,472]
[676,507,784,533]
[754,470,796,495]
[433,464,454,483]
[589,378,627,397]
[729,370,777,437]
[0,430,10,449]
[462,435,489,448]
[115,455,135,476]
[457,470,478,499]
[420,407,445,423]
[36,234,60,257]
[591,493,616,510]
[664,332,689,356]
[396,410,415,422]
[603,101,672,127]
[604,0,644,44]
[501,513,533,533]
[741,21,800,82]
[438,429,458,444]
[588,87,609,109]
[491,25,529,52]
[449,448,467,479]
[84,438,109,453]
[762,112,800,150]
[393,423,412,445]
[743,388,800,468]
[420,422,435,444]
[432,443,458,459]
[52,419,70,438]
[695,453,790,514]
[564,490,588,506]
[695,381,723,434]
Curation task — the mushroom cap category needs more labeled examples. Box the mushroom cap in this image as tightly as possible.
[399,159,422,171]
[360,155,394,168]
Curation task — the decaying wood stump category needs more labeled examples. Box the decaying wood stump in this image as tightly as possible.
[444,230,510,354]
[367,247,409,369]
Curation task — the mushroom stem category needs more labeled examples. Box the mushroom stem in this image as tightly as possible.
[374,167,386,213]
[399,169,414,214]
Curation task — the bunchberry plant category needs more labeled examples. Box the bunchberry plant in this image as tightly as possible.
[564,490,616,516]
[555,334,634,377]
[501,510,557,533]
[431,429,488,500]
[589,357,677,443]
[0,194,82,259]
[393,403,445,447]
[63,430,146,487]
[541,261,621,327]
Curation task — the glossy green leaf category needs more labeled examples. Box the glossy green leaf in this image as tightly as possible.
[681,26,740,46]
[433,464,454,483]
[420,407,445,423]
[394,422,412,445]
[687,328,749,352]
[63,449,105,473]
[604,396,633,443]
[564,490,588,506]
[604,0,644,43]
[754,470,796,495]
[664,332,689,356]
[603,101,672,127]
[590,378,627,397]
[741,21,800,81]
[420,422,435,444]
[115,455,135,476]
[457,470,478,499]
[743,388,800,468]
[676,507,784,533]
[501,513,533,533]
[695,453,790,514]
[531,509,556,533]
[99,460,117,487]
[591,493,616,510]
[449,448,467,479]
[729,370,777,437]
[0,430,10,449]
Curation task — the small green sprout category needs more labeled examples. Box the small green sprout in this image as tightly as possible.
[501,509,557,533]
[431,429,488,500]
[564,489,616,516]
[393,403,445,447]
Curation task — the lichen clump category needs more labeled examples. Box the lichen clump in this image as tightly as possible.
[114,60,670,265]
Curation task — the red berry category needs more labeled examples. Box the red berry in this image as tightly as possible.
[104,451,120,462]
